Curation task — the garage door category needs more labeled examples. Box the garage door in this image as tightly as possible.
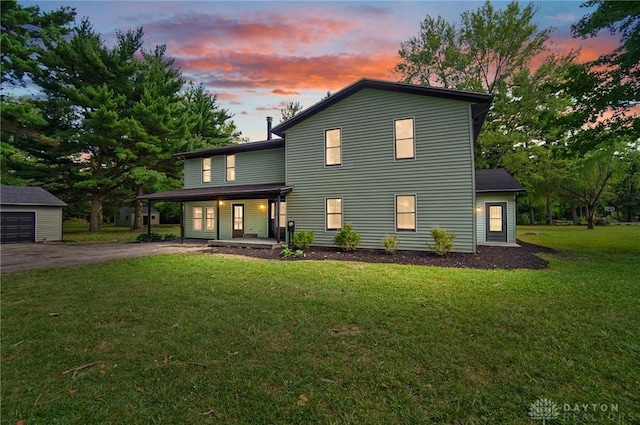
[1,212,35,243]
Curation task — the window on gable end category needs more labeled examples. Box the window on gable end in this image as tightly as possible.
[394,118,415,160]
[325,128,341,166]
[326,198,343,230]
[396,195,416,231]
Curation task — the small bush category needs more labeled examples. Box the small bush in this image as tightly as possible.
[428,228,455,256]
[292,229,315,249]
[163,233,178,241]
[136,232,163,243]
[333,223,361,251]
[381,234,399,254]
[280,247,305,258]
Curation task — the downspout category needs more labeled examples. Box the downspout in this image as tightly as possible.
[469,105,477,253]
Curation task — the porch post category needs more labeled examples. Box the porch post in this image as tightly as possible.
[276,196,281,243]
[216,197,220,240]
[147,201,152,242]
[180,201,184,244]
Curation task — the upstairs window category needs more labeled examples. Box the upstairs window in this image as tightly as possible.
[326,198,343,230]
[226,154,235,182]
[325,128,341,166]
[396,195,416,231]
[394,118,415,160]
[202,157,211,182]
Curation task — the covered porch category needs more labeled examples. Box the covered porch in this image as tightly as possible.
[137,183,293,247]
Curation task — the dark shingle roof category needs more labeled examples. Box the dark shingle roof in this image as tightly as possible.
[271,78,493,141]
[0,185,67,207]
[176,138,284,159]
[475,169,526,192]
[138,183,292,202]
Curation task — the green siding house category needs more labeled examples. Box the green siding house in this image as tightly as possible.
[140,79,524,252]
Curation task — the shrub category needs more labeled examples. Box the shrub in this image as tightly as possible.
[163,233,178,241]
[428,228,455,256]
[136,232,163,243]
[281,247,305,258]
[333,223,361,251]
[381,234,399,254]
[292,229,315,249]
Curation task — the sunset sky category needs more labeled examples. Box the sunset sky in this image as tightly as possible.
[28,1,617,142]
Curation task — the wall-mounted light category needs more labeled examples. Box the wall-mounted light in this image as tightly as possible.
[219,200,224,206]
[259,204,266,210]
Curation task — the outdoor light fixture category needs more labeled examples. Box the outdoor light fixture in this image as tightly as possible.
[219,200,224,206]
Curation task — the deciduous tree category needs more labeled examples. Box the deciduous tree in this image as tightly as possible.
[394,0,575,169]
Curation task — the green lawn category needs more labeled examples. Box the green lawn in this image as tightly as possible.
[2,226,639,424]
[62,222,180,244]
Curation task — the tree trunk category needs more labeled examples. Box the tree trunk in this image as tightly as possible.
[529,196,535,225]
[586,205,595,230]
[89,193,102,232]
[546,194,552,225]
[570,205,579,225]
[133,185,144,232]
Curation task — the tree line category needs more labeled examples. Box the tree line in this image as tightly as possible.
[394,0,639,228]
[1,1,241,231]
[2,0,638,231]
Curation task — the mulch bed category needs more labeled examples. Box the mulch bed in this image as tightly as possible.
[207,240,554,270]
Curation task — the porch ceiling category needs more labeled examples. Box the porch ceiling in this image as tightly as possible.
[137,183,292,202]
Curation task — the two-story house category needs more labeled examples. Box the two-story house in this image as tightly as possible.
[139,78,524,252]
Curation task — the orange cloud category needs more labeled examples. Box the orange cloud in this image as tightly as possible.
[545,33,619,63]
[181,51,398,92]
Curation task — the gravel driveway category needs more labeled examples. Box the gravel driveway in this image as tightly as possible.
[1,242,209,273]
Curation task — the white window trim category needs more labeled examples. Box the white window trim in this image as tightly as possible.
[202,157,212,183]
[394,194,417,232]
[325,197,343,231]
[226,154,235,182]
[393,117,416,161]
[324,127,342,167]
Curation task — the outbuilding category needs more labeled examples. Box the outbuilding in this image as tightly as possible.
[118,206,160,227]
[0,185,67,243]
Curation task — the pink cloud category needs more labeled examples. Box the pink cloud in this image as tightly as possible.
[272,89,301,96]
[143,13,359,55]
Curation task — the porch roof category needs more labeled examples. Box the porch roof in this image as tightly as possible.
[137,183,293,202]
